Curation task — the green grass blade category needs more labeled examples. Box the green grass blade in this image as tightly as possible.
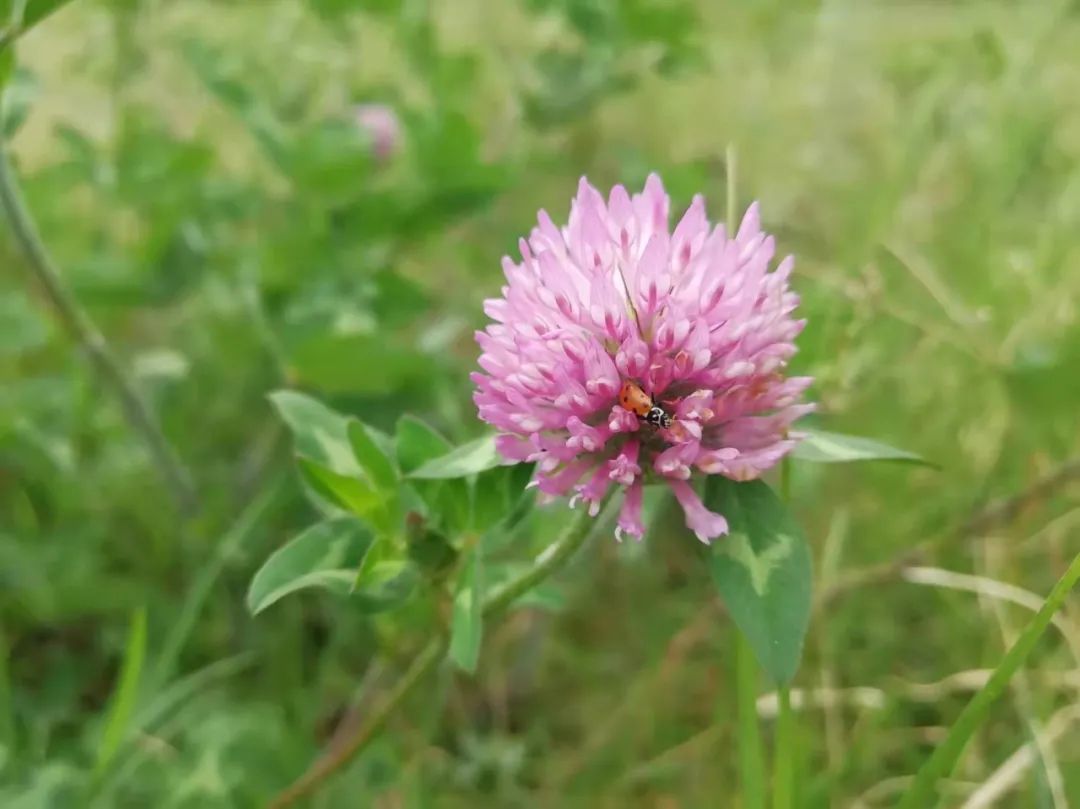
[735,631,766,809]
[94,606,147,778]
[135,653,254,735]
[95,653,256,799]
[897,549,1080,809]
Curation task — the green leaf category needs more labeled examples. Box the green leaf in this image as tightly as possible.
[268,390,360,476]
[247,518,374,614]
[0,64,35,137]
[180,39,286,166]
[395,415,452,474]
[372,270,431,329]
[353,559,419,613]
[297,457,386,524]
[705,479,812,685]
[94,607,147,777]
[450,548,484,673]
[404,513,458,578]
[285,333,431,395]
[471,467,507,533]
[471,463,535,534]
[0,46,11,91]
[408,434,502,479]
[2,0,76,38]
[285,118,374,204]
[347,419,398,490]
[792,427,932,466]
[394,416,471,532]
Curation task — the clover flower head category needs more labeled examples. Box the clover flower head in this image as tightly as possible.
[354,103,401,162]
[473,175,813,543]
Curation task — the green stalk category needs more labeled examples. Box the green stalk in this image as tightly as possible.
[772,457,796,809]
[482,508,596,619]
[897,549,1080,809]
[735,632,767,809]
[772,686,794,809]
[0,629,13,750]
[0,112,197,518]
[267,505,601,809]
[779,457,792,502]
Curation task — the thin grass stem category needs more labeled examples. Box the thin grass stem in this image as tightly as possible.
[897,549,1080,809]
[0,121,197,517]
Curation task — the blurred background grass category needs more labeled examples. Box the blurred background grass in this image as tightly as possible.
[3,0,1080,806]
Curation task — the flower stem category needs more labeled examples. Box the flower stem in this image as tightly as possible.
[735,631,767,809]
[266,504,602,809]
[772,685,794,809]
[266,634,447,809]
[772,457,796,809]
[897,549,1080,809]
[0,126,198,518]
[483,506,599,619]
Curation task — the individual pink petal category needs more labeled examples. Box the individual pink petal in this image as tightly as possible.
[654,440,700,480]
[615,479,644,541]
[615,334,650,380]
[608,440,641,486]
[575,465,612,516]
[495,433,534,462]
[536,460,592,496]
[669,480,729,543]
[566,417,612,453]
[607,406,640,434]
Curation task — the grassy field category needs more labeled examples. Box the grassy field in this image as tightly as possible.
[3,1,1080,807]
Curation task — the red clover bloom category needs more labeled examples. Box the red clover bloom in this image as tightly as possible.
[473,175,813,543]
[354,103,401,162]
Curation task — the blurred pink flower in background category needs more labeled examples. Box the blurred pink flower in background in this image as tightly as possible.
[473,175,813,543]
[354,103,401,162]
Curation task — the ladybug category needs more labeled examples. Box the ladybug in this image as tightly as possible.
[619,380,673,428]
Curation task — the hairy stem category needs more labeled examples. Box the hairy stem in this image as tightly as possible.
[0,127,197,517]
[482,509,598,619]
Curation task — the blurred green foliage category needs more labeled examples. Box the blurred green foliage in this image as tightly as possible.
[3,0,1080,807]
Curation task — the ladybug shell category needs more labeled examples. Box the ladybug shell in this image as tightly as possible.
[619,380,654,418]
